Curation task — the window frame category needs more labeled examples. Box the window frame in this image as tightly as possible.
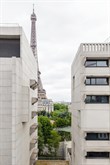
[0,38,20,58]
[85,77,109,85]
[98,133,109,140]
[85,59,109,67]
[86,152,109,159]
[85,95,109,104]
[85,133,109,141]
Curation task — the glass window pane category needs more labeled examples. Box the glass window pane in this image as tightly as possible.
[85,61,97,67]
[86,133,109,140]
[86,78,90,85]
[86,152,109,158]
[0,39,20,58]
[86,96,91,103]
[91,78,95,85]
[101,96,108,103]
[98,133,109,139]
[96,78,108,85]
[86,96,109,103]
[96,96,101,103]
[97,61,108,67]
[91,96,96,102]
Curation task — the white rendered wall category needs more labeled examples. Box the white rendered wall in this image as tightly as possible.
[71,43,110,165]
[0,27,38,165]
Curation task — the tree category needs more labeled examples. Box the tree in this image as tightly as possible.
[47,130,61,156]
[38,103,71,157]
[38,122,44,155]
[38,116,52,144]
[54,103,68,111]
[38,110,50,117]
[58,131,71,141]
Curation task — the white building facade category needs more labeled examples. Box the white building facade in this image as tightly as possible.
[38,99,54,113]
[71,43,110,165]
[0,27,38,165]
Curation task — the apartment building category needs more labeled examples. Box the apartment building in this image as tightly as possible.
[71,43,110,165]
[0,26,38,165]
[38,99,53,113]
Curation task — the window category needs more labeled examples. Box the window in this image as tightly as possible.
[0,38,20,58]
[85,95,109,104]
[85,77,109,85]
[91,78,95,85]
[85,60,108,67]
[85,133,109,141]
[86,152,109,159]
[98,133,109,140]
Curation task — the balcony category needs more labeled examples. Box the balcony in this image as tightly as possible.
[32,111,38,118]
[30,79,38,90]
[32,97,38,105]
[22,115,29,123]
[81,43,110,54]
[30,137,38,150]
[30,149,38,165]
[30,123,38,135]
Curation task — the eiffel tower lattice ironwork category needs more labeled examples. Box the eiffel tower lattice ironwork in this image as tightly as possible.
[30,6,47,99]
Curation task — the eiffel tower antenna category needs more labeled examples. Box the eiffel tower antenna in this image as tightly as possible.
[33,4,34,13]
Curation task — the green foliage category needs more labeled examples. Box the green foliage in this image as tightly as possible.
[58,131,71,141]
[38,103,71,156]
[47,130,61,156]
[38,116,52,143]
[51,103,71,128]
[38,116,61,156]
[55,118,67,127]
[54,103,68,111]
[38,122,44,155]
[38,110,50,117]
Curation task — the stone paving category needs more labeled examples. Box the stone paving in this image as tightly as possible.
[36,160,69,165]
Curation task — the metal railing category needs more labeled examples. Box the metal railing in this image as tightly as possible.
[38,156,64,160]
[81,43,110,52]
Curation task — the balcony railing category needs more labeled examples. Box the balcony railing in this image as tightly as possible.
[32,111,38,118]
[30,137,38,150]
[82,43,110,52]
[32,97,38,105]
[30,123,38,135]
[30,79,38,90]
[30,149,38,165]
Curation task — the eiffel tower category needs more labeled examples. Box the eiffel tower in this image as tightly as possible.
[30,6,47,100]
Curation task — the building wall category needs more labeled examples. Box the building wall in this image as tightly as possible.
[38,99,54,113]
[0,27,38,165]
[71,43,110,165]
[64,141,72,165]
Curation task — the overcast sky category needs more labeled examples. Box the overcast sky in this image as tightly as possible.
[0,0,110,102]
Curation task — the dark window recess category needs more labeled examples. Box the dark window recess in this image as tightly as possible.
[85,60,108,67]
[85,77,109,85]
[85,133,109,141]
[0,38,20,58]
[86,152,109,159]
[85,95,109,104]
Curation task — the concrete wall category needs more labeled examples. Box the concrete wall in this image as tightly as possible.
[71,43,110,165]
[0,27,38,165]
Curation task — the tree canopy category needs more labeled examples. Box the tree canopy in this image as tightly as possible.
[38,116,61,156]
[38,103,71,157]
